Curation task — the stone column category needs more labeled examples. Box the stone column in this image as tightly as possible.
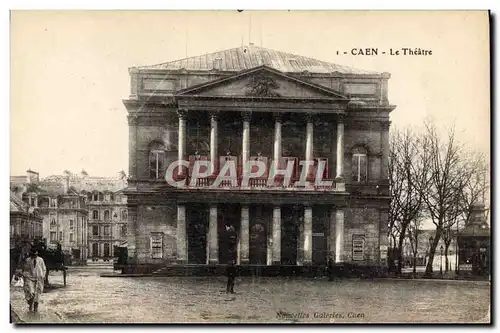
[272,206,281,265]
[240,205,250,264]
[176,204,187,263]
[335,208,344,263]
[208,205,218,264]
[127,115,138,179]
[241,112,252,176]
[336,114,345,180]
[210,112,219,175]
[329,209,336,259]
[303,206,313,265]
[177,109,187,177]
[273,114,282,162]
[380,121,391,181]
[305,114,314,162]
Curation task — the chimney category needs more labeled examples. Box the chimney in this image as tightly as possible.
[63,170,71,194]
[26,169,39,184]
[213,57,222,71]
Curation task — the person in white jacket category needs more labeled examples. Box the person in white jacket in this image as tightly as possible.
[22,248,46,312]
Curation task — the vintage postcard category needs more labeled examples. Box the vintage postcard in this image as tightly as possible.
[9,10,491,324]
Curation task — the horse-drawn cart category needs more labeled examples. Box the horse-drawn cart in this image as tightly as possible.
[11,239,67,287]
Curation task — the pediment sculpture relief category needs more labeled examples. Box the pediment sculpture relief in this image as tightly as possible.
[245,74,281,97]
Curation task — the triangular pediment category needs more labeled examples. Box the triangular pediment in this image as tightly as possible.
[175,66,348,100]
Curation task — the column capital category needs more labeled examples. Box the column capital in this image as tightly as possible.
[273,113,284,123]
[177,109,188,120]
[209,111,220,122]
[380,120,391,130]
[305,113,316,123]
[336,113,346,123]
[241,111,252,122]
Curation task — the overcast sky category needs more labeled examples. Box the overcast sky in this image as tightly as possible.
[10,10,490,178]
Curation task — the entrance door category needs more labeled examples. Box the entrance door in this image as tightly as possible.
[312,208,327,265]
[187,204,208,264]
[218,204,240,264]
[92,243,99,257]
[281,205,300,265]
[250,223,267,264]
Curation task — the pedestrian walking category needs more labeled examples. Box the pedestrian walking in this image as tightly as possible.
[327,256,334,281]
[22,248,46,312]
[226,260,237,294]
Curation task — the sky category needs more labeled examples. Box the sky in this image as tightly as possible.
[10,10,490,178]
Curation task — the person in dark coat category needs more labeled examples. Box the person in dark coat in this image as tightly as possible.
[327,256,334,281]
[226,260,237,293]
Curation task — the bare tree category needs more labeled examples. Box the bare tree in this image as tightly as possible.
[419,122,471,276]
[408,216,423,274]
[388,128,428,274]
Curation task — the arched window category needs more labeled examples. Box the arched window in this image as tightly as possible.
[352,147,368,183]
[92,210,99,220]
[104,210,110,221]
[103,243,110,257]
[121,209,128,221]
[92,192,99,201]
[50,216,57,230]
[149,141,166,179]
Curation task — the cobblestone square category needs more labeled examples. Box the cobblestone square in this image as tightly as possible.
[10,267,490,324]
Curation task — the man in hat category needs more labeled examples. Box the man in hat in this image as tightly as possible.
[22,247,46,312]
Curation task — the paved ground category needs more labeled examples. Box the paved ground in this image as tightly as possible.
[10,267,490,324]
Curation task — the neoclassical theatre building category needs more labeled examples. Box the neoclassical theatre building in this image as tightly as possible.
[123,45,395,273]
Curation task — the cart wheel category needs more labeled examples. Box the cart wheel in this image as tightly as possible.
[63,269,67,286]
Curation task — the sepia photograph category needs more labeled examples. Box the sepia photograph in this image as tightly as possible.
[8,9,491,324]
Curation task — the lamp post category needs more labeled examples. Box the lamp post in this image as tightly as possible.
[440,245,444,276]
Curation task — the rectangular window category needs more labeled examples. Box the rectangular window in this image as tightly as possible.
[70,233,74,242]
[104,226,110,236]
[121,225,127,237]
[150,233,163,259]
[70,220,74,230]
[50,232,57,242]
[50,198,57,207]
[352,235,365,261]
[92,225,99,236]
[59,231,63,241]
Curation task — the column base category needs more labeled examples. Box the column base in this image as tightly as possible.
[240,259,250,265]
[208,259,218,266]
[272,260,281,266]
[176,259,188,265]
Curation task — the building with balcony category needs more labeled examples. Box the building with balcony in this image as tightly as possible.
[123,45,395,273]
[77,171,128,261]
[13,170,89,263]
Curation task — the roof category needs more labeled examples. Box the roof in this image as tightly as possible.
[35,182,79,196]
[136,45,378,75]
[10,192,29,213]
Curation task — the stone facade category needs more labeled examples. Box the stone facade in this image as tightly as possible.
[76,171,129,261]
[16,172,89,263]
[10,170,129,264]
[123,45,395,271]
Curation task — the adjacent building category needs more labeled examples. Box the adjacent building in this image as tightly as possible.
[123,45,395,273]
[10,169,128,264]
[10,189,43,248]
[75,170,128,261]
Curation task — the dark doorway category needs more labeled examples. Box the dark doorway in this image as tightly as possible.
[281,205,301,265]
[249,205,270,265]
[187,204,208,264]
[92,243,99,257]
[312,207,328,265]
[218,204,240,264]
